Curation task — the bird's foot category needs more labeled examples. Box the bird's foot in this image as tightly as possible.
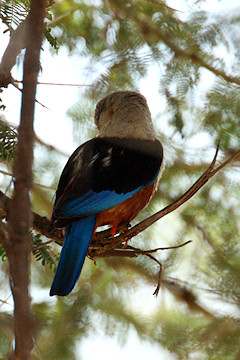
[110,226,118,238]
[110,222,131,238]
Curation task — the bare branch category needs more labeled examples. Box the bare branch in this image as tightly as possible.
[14,79,93,87]
[10,81,50,109]
[31,239,53,251]
[0,295,12,307]
[0,1,52,88]
[35,134,70,157]
[0,169,56,190]
[127,240,192,254]
[0,21,27,87]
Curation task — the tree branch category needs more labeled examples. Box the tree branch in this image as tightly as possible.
[118,5,240,86]
[0,20,28,87]
[88,144,240,254]
[0,144,239,298]
[1,144,240,256]
[0,1,52,88]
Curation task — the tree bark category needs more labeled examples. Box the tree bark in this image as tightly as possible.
[6,0,46,358]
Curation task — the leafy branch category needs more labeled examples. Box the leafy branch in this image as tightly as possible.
[117,2,240,87]
[0,0,57,88]
[32,232,56,269]
[0,119,18,162]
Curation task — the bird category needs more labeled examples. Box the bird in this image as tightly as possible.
[49,91,164,296]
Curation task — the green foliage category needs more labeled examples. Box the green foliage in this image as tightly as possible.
[0,0,28,33]
[0,0,58,49]
[0,313,13,357]
[45,26,59,51]
[0,229,57,266]
[0,244,6,261]
[32,232,57,269]
[0,89,6,111]
[0,119,17,162]
[203,80,240,148]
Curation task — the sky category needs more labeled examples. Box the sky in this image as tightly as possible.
[1,0,240,359]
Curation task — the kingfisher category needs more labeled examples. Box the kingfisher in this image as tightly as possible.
[49,91,164,296]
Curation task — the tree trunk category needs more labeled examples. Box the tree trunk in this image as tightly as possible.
[7,0,46,358]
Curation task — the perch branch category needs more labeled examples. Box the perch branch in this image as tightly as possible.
[0,144,239,252]
[1,144,240,297]
[100,144,240,249]
[0,145,240,254]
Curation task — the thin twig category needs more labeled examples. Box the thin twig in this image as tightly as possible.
[34,134,70,157]
[148,254,162,296]
[32,239,53,251]
[14,79,93,87]
[47,10,75,26]
[126,240,192,254]
[0,169,56,190]
[126,241,192,296]
[0,169,12,177]
[11,81,49,109]
[0,294,12,307]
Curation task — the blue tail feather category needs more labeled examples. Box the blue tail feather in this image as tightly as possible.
[50,215,96,296]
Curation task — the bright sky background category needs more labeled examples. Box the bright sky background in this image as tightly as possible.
[1,0,240,359]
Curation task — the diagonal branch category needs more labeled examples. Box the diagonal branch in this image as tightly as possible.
[117,4,240,86]
[0,20,28,87]
[0,1,53,88]
[88,144,240,253]
[1,144,240,258]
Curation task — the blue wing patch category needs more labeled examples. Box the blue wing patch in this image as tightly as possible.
[56,186,143,217]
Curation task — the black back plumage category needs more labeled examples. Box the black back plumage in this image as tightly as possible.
[51,137,163,228]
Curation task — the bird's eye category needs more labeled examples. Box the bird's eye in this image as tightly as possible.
[95,99,106,124]
[95,112,100,122]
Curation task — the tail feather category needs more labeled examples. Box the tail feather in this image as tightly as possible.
[50,215,96,296]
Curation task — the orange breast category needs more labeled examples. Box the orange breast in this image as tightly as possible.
[95,182,156,230]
